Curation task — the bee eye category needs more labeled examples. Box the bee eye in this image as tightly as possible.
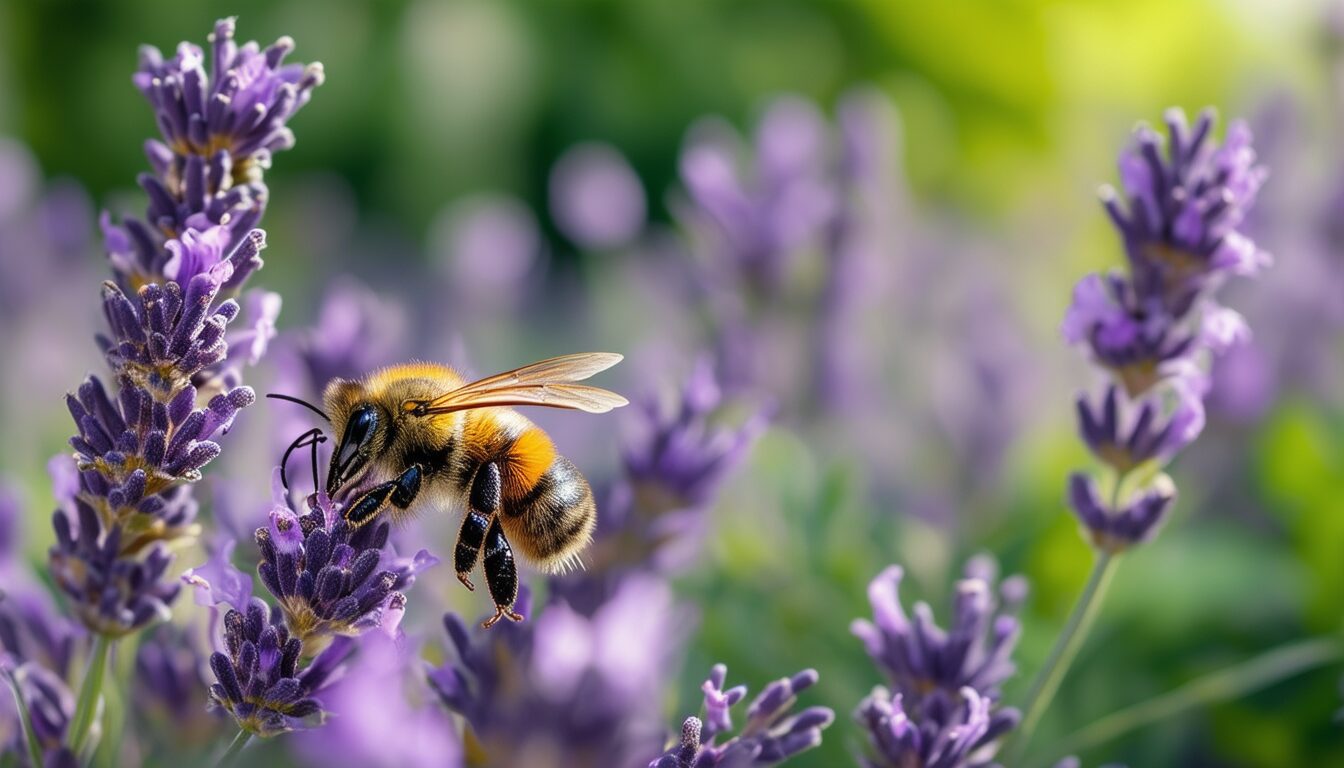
[347,406,378,446]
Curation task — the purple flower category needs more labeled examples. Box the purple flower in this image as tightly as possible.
[1067,472,1176,552]
[253,474,436,651]
[4,663,76,755]
[549,143,647,250]
[292,277,409,389]
[552,360,766,613]
[295,633,459,768]
[851,557,1024,767]
[48,496,180,637]
[182,536,253,614]
[1063,108,1272,551]
[207,597,330,737]
[134,623,223,745]
[107,18,322,289]
[853,557,1025,706]
[432,578,683,768]
[1102,108,1269,312]
[678,98,835,293]
[135,17,323,162]
[1075,382,1205,473]
[1061,272,1196,398]
[855,685,1017,768]
[50,18,320,639]
[622,358,769,510]
[649,664,834,767]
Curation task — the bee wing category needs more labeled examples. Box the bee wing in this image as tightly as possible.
[422,352,628,415]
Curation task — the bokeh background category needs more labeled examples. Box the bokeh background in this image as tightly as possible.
[2,0,1343,766]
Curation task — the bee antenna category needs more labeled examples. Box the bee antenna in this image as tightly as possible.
[267,393,331,423]
[280,427,327,493]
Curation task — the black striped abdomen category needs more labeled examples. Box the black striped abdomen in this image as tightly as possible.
[497,453,596,573]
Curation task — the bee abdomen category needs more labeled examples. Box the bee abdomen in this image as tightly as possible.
[499,454,596,573]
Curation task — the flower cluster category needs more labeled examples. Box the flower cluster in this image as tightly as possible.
[648,664,834,767]
[110,17,322,289]
[256,474,435,651]
[206,597,342,737]
[852,557,1025,768]
[196,471,435,739]
[1062,108,1269,550]
[50,18,320,640]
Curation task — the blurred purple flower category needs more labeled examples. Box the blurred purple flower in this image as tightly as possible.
[4,663,75,756]
[431,194,542,312]
[622,358,769,510]
[649,664,833,767]
[432,578,683,768]
[1063,108,1270,551]
[852,556,1025,767]
[294,277,409,388]
[552,360,766,613]
[1067,472,1176,552]
[550,142,647,250]
[1103,109,1269,312]
[134,623,224,746]
[679,98,835,293]
[1075,381,1205,473]
[182,536,253,614]
[296,633,459,768]
[855,685,1015,768]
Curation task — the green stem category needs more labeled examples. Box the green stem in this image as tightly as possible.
[214,729,253,768]
[1052,636,1344,759]
[1,666,45,768]
[69,634,112,755]
[1009,549,1121,762]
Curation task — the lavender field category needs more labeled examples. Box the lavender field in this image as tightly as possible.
[1,2,1342,767]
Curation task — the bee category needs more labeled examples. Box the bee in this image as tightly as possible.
[273,353,626,628]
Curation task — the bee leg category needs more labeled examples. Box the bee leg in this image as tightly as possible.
[344,464,423,528]
[481,516,523,629]
[456,463,501,591]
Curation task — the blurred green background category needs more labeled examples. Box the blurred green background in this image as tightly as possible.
[2,1,1342,766]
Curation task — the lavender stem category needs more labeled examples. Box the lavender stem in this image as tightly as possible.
[2,665,45,768]
[1010,549,1121,761]
[214,729,253,767]
[1054,636,1344,759]
[69,634,112,754]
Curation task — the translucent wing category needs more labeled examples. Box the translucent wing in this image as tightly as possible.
[421,352,628,415]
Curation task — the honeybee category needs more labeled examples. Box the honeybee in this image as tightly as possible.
[272,353,627,628]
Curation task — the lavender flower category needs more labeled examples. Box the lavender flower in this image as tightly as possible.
[1067,473,1176,552]
[253,472,436,652]
[52,18,321,638]
[1063,109,1270,550]
[622,359,769,511]
[1101,108,1269,313]
[551,359,766,613]
[207,597,331,737]
[432,577,683,768]
[110,17,323,288]
[649,664,834,767]
[134,623,223,746]
[852,557,1025,767]
[4,664,75,757]
[855,686,1013,768]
